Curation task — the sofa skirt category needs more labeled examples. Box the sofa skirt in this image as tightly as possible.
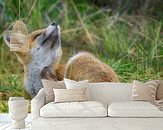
[31,117,163,130]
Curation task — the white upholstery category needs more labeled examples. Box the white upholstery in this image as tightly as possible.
[40,101,107,117]
[31,117,163,130]
[64,78,90,99]
[31,88,45,119]
[108,101,163,117]
[31,82,132,119]
[88,82,132,105]
[31,82,163,130]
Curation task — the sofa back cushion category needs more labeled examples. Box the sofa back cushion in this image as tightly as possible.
[131,80,158,102]
[41,82,133,105]
[64,78,90,99]
[88,82,132,105]
[154,80,163,100]
[42,79,66,103]
[54,88,88,103]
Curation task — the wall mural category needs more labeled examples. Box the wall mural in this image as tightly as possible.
[0,1,162,113]
[3,21,118,97]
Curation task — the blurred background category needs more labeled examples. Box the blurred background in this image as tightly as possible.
[0,0,163,112]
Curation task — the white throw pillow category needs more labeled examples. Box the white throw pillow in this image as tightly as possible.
[64,78,90,100]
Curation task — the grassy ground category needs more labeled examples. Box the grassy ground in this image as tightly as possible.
[0,0,163,113]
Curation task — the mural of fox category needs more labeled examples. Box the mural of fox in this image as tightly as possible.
[3,22,119,97]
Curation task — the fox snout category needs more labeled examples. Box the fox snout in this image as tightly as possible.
[35,22,61,48]
[45,22,60,37]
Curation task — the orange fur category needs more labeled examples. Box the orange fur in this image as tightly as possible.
[64,52,119,82]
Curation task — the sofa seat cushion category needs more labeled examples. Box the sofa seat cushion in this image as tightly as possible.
[108,101,163,117]
[40,101,107,117]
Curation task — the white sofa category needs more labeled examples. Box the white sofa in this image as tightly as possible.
[31,82,163,130]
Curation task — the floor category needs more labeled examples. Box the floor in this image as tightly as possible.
[0,114,31,130]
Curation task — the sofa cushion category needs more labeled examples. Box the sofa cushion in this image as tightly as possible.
[53,88,88,103]
[108,101,163,117]
[131,80,158,102]
[40,101,107,117]
[64,78,90,99]
[154,80,163,100]
[42,79,66,103]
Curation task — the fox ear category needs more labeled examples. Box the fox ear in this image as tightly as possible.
[3,30,10,47]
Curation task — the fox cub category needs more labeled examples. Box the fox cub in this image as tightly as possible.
[3,22,119,96]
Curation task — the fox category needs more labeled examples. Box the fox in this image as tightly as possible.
[3,22,119,97]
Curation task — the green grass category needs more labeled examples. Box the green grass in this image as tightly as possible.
[0,0,163,112]
[0,100,8,113]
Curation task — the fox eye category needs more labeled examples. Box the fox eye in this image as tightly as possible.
[34,33,42,39]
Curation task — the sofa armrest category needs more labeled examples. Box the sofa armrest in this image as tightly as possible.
[31,88,45,119]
